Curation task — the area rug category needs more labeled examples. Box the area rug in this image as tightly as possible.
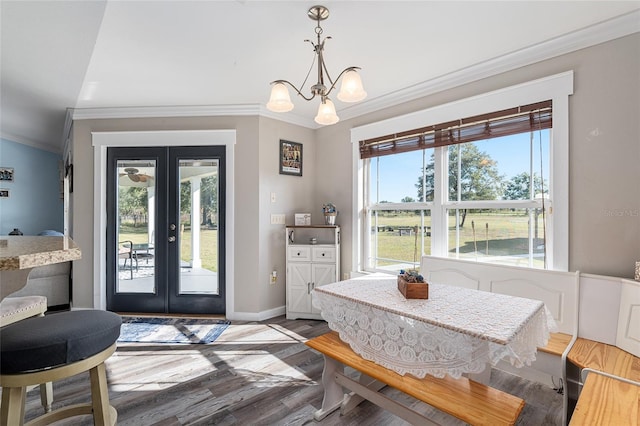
[118,316,230,344]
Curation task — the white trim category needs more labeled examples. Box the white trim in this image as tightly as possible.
[75,105,260,120]
[91,129,236,317]
[229,305,286,322]
[351,71,574,272]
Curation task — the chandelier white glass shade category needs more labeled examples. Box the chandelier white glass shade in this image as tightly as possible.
[266,5,367,125]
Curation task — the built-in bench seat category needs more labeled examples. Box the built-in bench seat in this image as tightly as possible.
[539,332,573,357]
[568,338,640,381]
[569,369,640,425]
[307,331,525,426]
[568,338,640,425]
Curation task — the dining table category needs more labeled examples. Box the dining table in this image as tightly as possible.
[0,236,81,301]
[312,273,556,382]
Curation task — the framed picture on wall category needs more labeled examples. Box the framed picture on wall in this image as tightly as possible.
[0,188,9,198]
[279,140,303,177]
[0,167,14,182]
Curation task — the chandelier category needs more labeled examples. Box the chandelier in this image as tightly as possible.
[266,5,367,126]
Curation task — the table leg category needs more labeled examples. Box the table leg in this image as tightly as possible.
[467,363,492,385]
[313,355,345,421]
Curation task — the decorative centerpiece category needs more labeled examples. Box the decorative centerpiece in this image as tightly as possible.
[397,269,429,299]
[322,203,338,225]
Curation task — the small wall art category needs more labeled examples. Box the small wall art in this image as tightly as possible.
[0,167,14,182]
[279,140,302,176]
[0,188,9,198]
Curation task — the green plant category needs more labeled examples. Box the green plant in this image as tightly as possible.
[399,269,425,283]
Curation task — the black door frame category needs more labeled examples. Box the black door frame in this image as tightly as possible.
[106,146,226,314]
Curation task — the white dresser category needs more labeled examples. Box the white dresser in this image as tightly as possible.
[285,225,340,320]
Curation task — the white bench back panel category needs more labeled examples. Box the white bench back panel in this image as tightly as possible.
[421,256,578,335]
[616,279,640,358]
[578,273,622,345]
[426,268,480,290]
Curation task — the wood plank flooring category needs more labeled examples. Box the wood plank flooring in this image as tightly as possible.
[18,315,563,425]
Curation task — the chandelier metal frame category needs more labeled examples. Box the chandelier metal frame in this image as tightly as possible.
[266,5,367,125]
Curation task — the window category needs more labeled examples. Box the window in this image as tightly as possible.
[351,72,573,273]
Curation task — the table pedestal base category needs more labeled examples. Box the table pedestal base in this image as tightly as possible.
[467,363,492,385]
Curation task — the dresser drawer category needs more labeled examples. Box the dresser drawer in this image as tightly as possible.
[312,247,336,262]
[288,246,311,261]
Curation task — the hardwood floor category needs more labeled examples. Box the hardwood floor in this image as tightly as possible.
[19,315,563,425]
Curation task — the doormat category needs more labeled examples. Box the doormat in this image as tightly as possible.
[118,316,230,344]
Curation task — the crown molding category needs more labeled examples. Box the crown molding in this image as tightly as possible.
[338,9,640,122]
[69,10,639,128]
[71,104,263,120]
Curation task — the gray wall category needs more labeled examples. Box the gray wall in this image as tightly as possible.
[315,33,640,279]
[70,33,639,316]
[71,116,314,314]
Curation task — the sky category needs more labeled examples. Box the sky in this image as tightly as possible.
[372,131,550,202]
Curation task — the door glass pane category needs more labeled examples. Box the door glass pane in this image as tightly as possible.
[116,160,156,293]
[178,159,219,295]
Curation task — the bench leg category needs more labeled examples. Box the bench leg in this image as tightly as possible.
[313,355,345,421]
[334,371,439,425]
[341,372,386,415]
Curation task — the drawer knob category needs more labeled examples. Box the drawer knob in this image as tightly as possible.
[297,252,301,256]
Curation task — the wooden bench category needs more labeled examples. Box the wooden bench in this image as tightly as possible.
[306,331,525,426]
[569,369,640,425]
[567,338,640,425]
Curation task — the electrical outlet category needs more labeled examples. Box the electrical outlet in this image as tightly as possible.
[343,273,349,281]
[270,270,277,284]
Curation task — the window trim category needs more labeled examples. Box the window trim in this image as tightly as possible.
[351,71,573,272]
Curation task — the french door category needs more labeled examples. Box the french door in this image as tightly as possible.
[106,146,225,314]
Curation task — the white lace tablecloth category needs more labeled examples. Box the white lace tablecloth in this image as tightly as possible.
[312,275,556,379]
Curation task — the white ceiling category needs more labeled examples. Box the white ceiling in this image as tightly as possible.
[2,1,639,152]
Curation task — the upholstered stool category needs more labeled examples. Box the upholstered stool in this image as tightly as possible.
[1,295,53,413]
[0,310,122,425]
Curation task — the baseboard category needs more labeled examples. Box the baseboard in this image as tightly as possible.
[226,305,286,322]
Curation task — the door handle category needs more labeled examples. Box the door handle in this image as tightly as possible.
[168,236,176,243]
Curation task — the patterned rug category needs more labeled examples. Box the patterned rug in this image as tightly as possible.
[118,316,230,344]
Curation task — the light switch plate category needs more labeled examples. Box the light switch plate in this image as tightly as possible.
[270,213,285,225]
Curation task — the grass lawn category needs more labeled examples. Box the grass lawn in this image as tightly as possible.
[119,225,218,271]
[371,211,545,269]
